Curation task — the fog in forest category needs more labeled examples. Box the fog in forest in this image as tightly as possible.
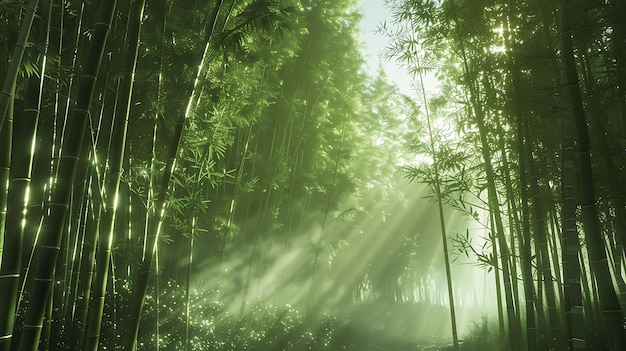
[0,0,624,351]
[191,179,497,333]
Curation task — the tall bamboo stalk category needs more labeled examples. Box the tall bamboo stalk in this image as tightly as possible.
[523,127,562,346]
[449,2,521,346]
[0,95,13,262]
[82,1,145,349]
[123,3,223,346]
[560,1,626,350]
[561,115,587,350]
[15,1,116,349]
[0,0,39,132]
[516,113,538,351]
[414,49,458,348]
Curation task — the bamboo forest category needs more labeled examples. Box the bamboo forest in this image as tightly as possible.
[1,0,626,350]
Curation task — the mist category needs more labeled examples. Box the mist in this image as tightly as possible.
[0,0,623,351]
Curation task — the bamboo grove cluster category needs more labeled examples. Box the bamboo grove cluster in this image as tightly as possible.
[0,0,416,350]
[386,0,626,350]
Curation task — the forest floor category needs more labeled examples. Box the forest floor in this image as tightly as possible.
[330,336,458,351]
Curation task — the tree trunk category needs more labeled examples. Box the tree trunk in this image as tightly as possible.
[15,0,116,349]
[561,126,587,350]
[529,173,561,344]
[82,1,145,349]
[0,0,39,132]
[0,98,14,350]
[416,53,458,349]
[122,0,224,343]
[560,1,626,350]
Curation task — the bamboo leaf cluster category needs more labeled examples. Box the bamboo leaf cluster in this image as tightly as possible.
[387,0,626,350]
[0,1,412,350]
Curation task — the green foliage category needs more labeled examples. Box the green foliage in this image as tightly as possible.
[13,0,616,349]
[215,0,298,52]
[457,315,501,351]
[101,280,339,351]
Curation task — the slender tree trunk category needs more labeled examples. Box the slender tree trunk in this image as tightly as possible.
[416,52,458,349]
[529,169,561,344]
[82,1,144,349]
[503,9,539,347]
[0,96,13,260]
[486,211,506,344]
[524,130,562,346]
[0,99,15,345]
[492,110,522,333]
[63,71,113,345]
[547,207,565,305]
[15,1,116,349]
[465,62,521,351]
[516,113,539,351]
[579,50,626,266]
[560,2,626,350]
[0,19,51,326]
[448,3,521,348]
[561,116,586,351]
[63,173,90,320]
[185,226,194,351]
[479,93,521,351]
[578,254,600,342]
[39,289,53,351]
[0,0,39,132]
[123,4,223,344]
[70,180,101,347]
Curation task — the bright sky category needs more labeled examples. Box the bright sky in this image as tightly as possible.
[359,0,415,95]
[359,0,441,98]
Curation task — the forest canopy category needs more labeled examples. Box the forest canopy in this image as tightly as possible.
[0,0,625,351]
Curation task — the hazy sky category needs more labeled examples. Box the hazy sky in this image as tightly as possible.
[359,0,415,95]
[359,0,441,98]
